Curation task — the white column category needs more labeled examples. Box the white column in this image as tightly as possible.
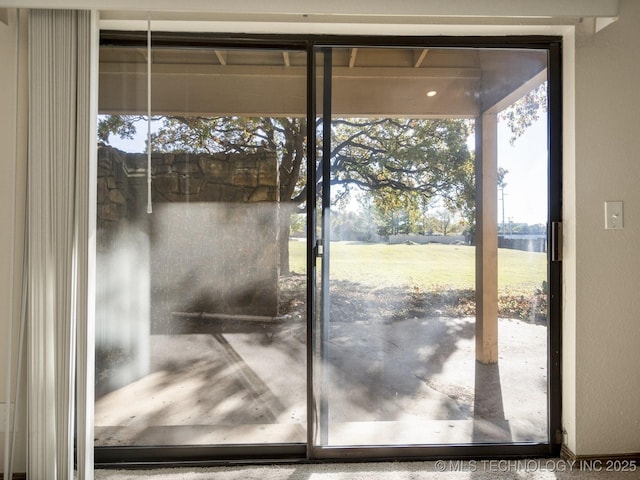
[475,112,499,364]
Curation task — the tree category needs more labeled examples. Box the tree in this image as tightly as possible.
[328,118,474,238]
[329,118,473,200]
[499,82,547,145]
[289,213,306,236]
[433,209,453,236]
[372,188,420,236]
[98,115,475,273]
[97,114,142,144]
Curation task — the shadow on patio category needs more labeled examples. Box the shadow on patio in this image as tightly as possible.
[94,277,547,447]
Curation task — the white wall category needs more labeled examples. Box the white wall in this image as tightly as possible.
[0,0,639,471]
[572,0,640,455]
[0,0,621,18]
[0,8,27,474]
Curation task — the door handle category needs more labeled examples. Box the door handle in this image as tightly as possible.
[551,221,562,262]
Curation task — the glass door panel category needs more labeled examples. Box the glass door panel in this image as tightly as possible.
[94,33,559,462]
[313,46,550,447]
[95,44,308,447]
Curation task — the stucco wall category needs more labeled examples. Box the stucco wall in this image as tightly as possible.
[572,0,640,455]
[1,0,640,472]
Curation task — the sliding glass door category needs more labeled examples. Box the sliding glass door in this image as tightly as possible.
[95,42,308,449]
[311,45,555,452]
[94,34,561,463]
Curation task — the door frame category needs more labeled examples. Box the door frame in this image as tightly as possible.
[94,32,562,466]
[306,36,562,461]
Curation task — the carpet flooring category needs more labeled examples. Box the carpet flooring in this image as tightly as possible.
[93,459,640,479]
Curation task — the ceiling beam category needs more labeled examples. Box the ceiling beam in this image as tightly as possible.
[214,49,226,66]
[349,48,358,68]
[414,48,429,68]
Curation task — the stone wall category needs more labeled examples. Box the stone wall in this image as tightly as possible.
[149,150,279,203]
[97,147,279,232]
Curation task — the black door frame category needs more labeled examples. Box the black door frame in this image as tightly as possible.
[94,32,562,467]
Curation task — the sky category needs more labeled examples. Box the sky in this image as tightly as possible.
[497,115,548,225]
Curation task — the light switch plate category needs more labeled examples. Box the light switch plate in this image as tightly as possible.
[605,201,624,229]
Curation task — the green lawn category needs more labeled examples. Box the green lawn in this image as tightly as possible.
[288,240,545,294]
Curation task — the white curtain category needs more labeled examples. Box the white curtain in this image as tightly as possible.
[27,9,94,480]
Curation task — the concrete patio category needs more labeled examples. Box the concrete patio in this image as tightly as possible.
[94,314,547,447]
